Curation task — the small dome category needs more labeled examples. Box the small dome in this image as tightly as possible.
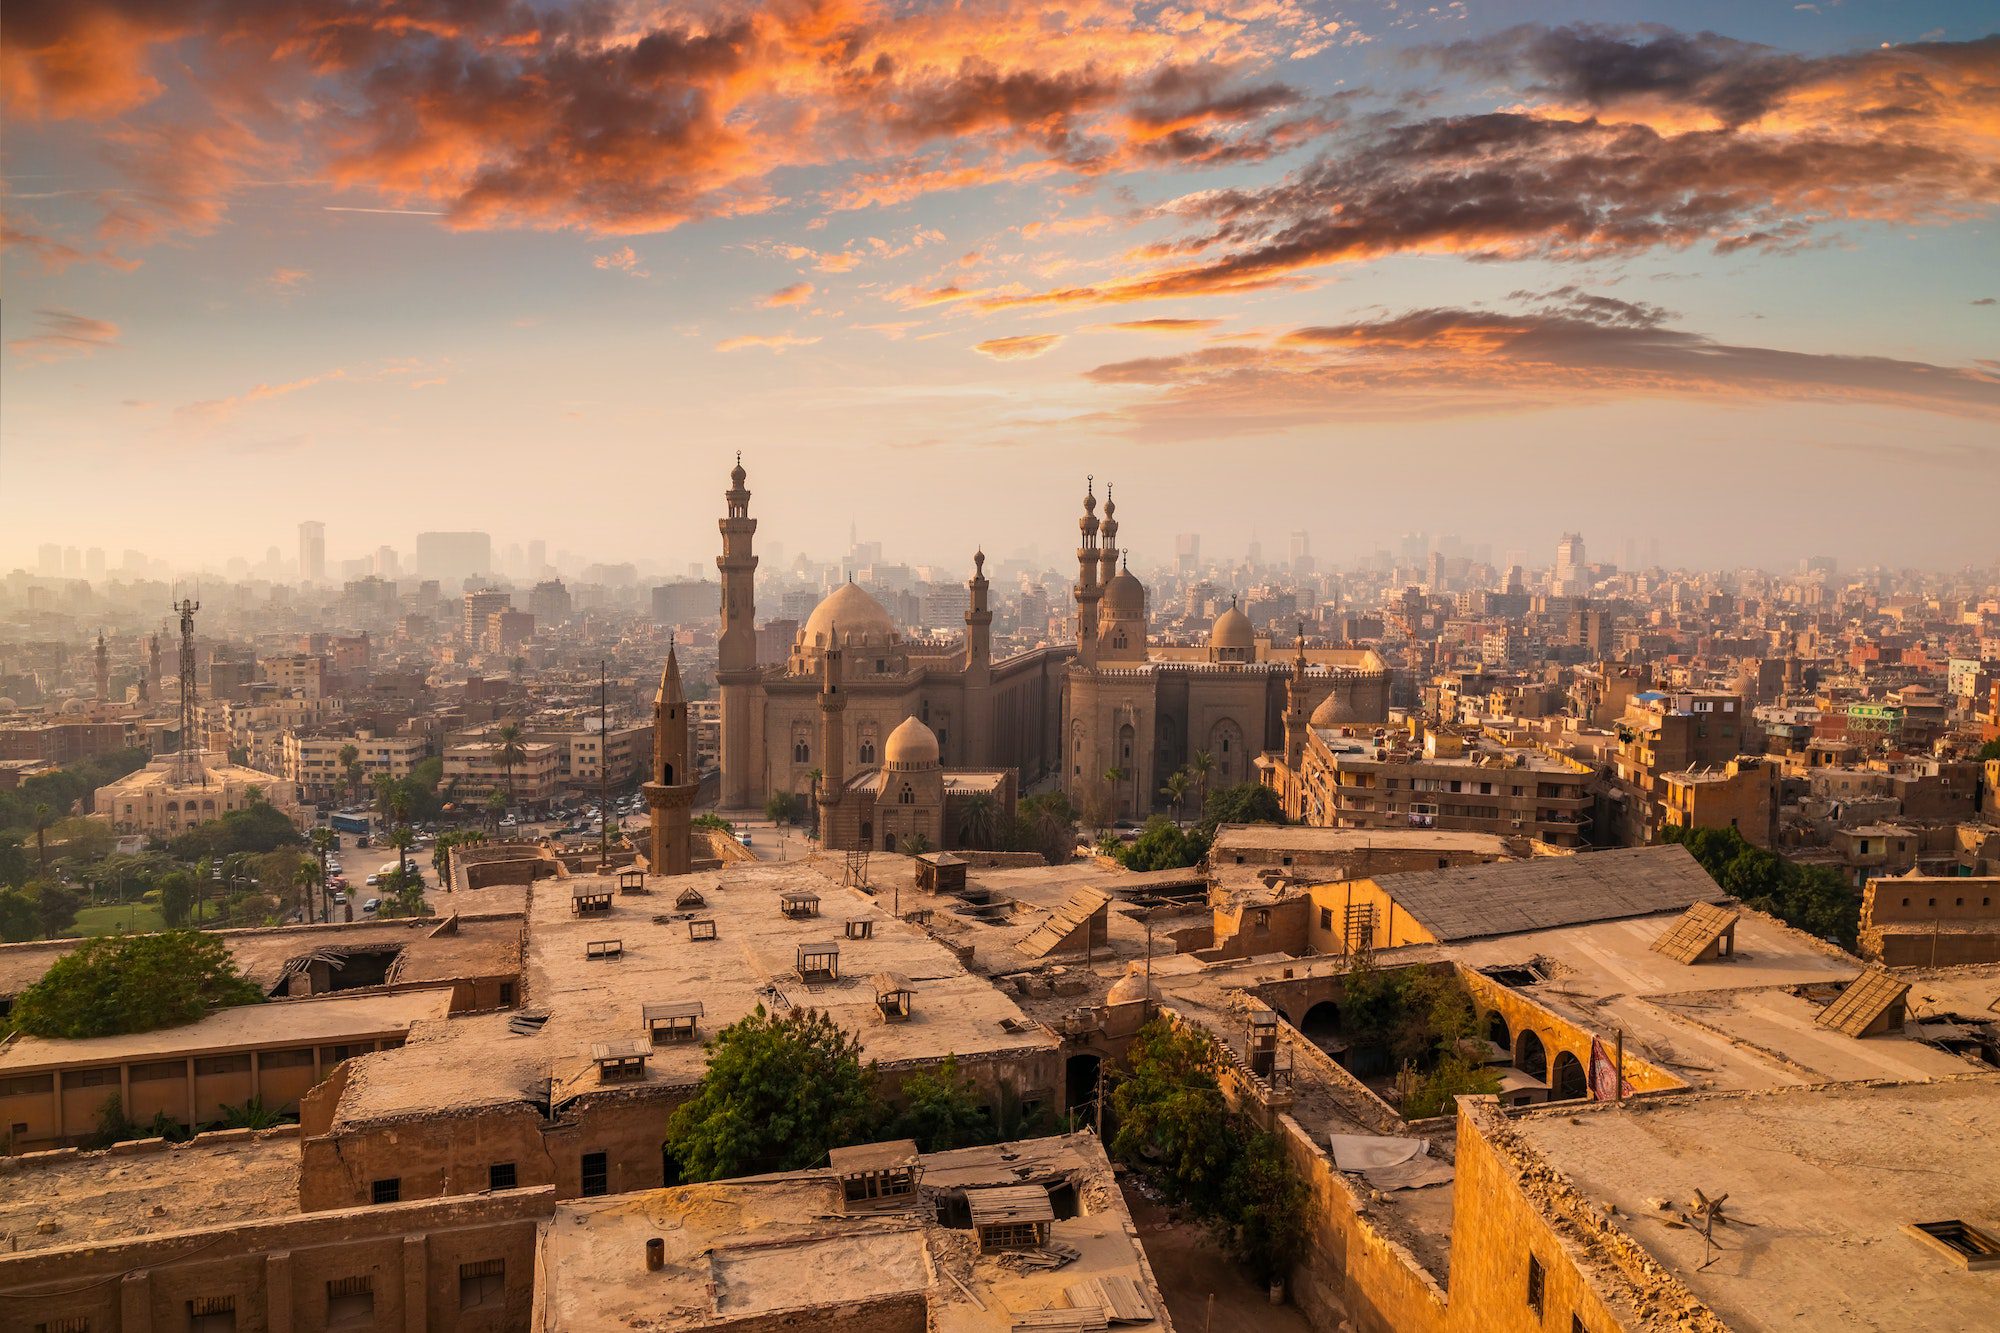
[883,716,940,768]
[1310,687,1363,727]
[1106,970,1164,1006]
[800,581,897,650]
[1103,567,1146,614]
[59,697,86,715]
[1211,600,1253,650]
[0,698,16,711]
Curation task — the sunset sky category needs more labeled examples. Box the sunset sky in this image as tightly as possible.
[4,1,1997,574]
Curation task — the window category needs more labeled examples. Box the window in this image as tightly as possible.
[1319,907,1333,930]
[372,1177,401,1205]
[490,1161,518,1191]
[69,1066,119,1088]
[187,1297,236,1333]
[326,1277,373,1328]
[499,982,516,1007]
[35,1320,90,1333]
[1526,1253,1545,1317]
[581,1151,609,1197]
[259,1047,314,1069]
[1907,1219,2000,1269]
[0,1074,53,1097]
[459,1259,506,1311]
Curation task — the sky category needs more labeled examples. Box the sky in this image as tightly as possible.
[3,0,1998,576]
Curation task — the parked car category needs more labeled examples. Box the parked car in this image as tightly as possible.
[362,897,381,915]
[737,831,753,846]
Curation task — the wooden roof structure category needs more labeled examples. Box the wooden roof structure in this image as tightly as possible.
[1650,902,1741,964]
[1017,888,1111,960]
[1815,966,1912,1037]
[967,1184,1055,1227]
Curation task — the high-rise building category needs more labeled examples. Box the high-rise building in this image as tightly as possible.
[416,531,493,583]
[1174,533,1200,575]
[298,521,326,585]
[37,544,61,576]
[1555,532,1586,595]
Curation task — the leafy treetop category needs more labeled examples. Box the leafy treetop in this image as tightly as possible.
[9,930,265,1038]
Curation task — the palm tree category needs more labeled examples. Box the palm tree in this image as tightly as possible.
[957,793,999,850]
[485,789,508,832]
[296,855,325,924]
[31,803,55,872]
[1188,751,1216,817]
[309,826,334,919]
[806,767,824,843]
[495,724,527,813]
[389,823,416,889]
[337,744,362,804]
[1159,770,1190,827]
[1102,767,1127,829]
[1025,795,1076,866]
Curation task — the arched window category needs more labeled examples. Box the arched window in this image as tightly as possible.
[1515,1030,1548,1083]
[898,784,915,805]
[1550,1051,1587,1101]
[859,739,876,764]
[793,740,809,764]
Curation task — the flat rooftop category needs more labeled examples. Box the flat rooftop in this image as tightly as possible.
[0,988,455,1075]
[1370,844,1722,942]
[1448,912,1980,1090]
[0,913,523,1000]
[0,1132,300,1252]
[1208,825,1520,857]
[1498,1075,2000,1333]
[329,857,1057,1125]
[536,1133,1171,1333]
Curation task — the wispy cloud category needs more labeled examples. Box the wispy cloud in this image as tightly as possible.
[760,281,814,308]
[592,246,648,277]
[975,334,1063,360]
[1097,318,1224,333]
[267,266,310,292]
[1084,291,2000,432]
[715,332,821,353]
[6,308,120,361]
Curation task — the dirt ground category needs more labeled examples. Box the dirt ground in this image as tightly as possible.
[1121,1182,1322,1333]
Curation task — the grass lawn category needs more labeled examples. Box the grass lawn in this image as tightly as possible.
[69,902,166,935]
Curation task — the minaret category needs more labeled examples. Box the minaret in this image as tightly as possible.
[94,630,109,702]
[1074,478,1102,669]
[1283,620,1310,769]
[963,550,992,765]
[816,627,847,838]
[146,634,162,702]
[716,455,759,810]
[645,638,698,876]
[1097,485,1120,595]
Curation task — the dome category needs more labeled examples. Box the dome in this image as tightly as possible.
[883,715,940,768]
[1103,567,1146,614]
[0,699,15,712]
[1211,600,1254,650]
[1310,687,1363,727]
[59,697,86,715]
[1106,970,1164,1006]
[800,581,897,650]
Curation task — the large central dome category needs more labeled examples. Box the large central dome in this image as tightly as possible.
[799,580,898,651]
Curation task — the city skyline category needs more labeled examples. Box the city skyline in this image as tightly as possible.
[6,2,1999,570]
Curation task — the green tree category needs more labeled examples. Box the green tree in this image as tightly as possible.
[169,800,303,861]
[30,803,56,873]
[1159,770,1190,827]
[1102,766,1128,827]
[1978,739,2000,762]
[32,879,82,938]
[9,930,264,1038]
[1016,791,1078,866]
[296,855,325,923]
[664,1007,882,1181]
[219,1095,285,1129]
[1662,825,1859,949]
[1198,782,1284,836]
[157,869,194,928]
[337,744,363,804]
[485,789,509,831]
[1108,816,1210,872]
[888,1053,992,1151]
[0,887,40,942]
[0,834,29,889]
[1219,1126,1310,1284]
[1110,1018,1237,1216]
[1187,751,1216,815]
[495,723,527,811]
[955,793,1000,850]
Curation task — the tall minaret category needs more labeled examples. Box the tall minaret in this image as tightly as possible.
[1283,620,1310,769]
[1097,485,1120,595]
[1074,478,1102,669]
[716,455,759,810]
[816,627,848,837]
[94,630,109,702]
[963,550,993,766]
[146,634,162,702]
[645,638,698,876]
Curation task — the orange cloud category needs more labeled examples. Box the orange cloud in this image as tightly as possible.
[975,334,1063,360]
[593,246,649,277]
[5,308,120,362]
[761,281,815,307]
[1085,293,2000,432]
[1098,318,1224,333]
[715,332,822,352]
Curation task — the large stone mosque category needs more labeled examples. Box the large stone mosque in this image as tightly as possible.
[710,461,1388,847]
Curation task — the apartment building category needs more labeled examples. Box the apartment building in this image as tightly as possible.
[442,739,562,807]
[285,730,433,804]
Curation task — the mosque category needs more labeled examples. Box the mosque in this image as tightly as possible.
[711,462,1388,846]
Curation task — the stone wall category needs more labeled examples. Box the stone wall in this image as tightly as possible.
[0,1186,553,1333]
